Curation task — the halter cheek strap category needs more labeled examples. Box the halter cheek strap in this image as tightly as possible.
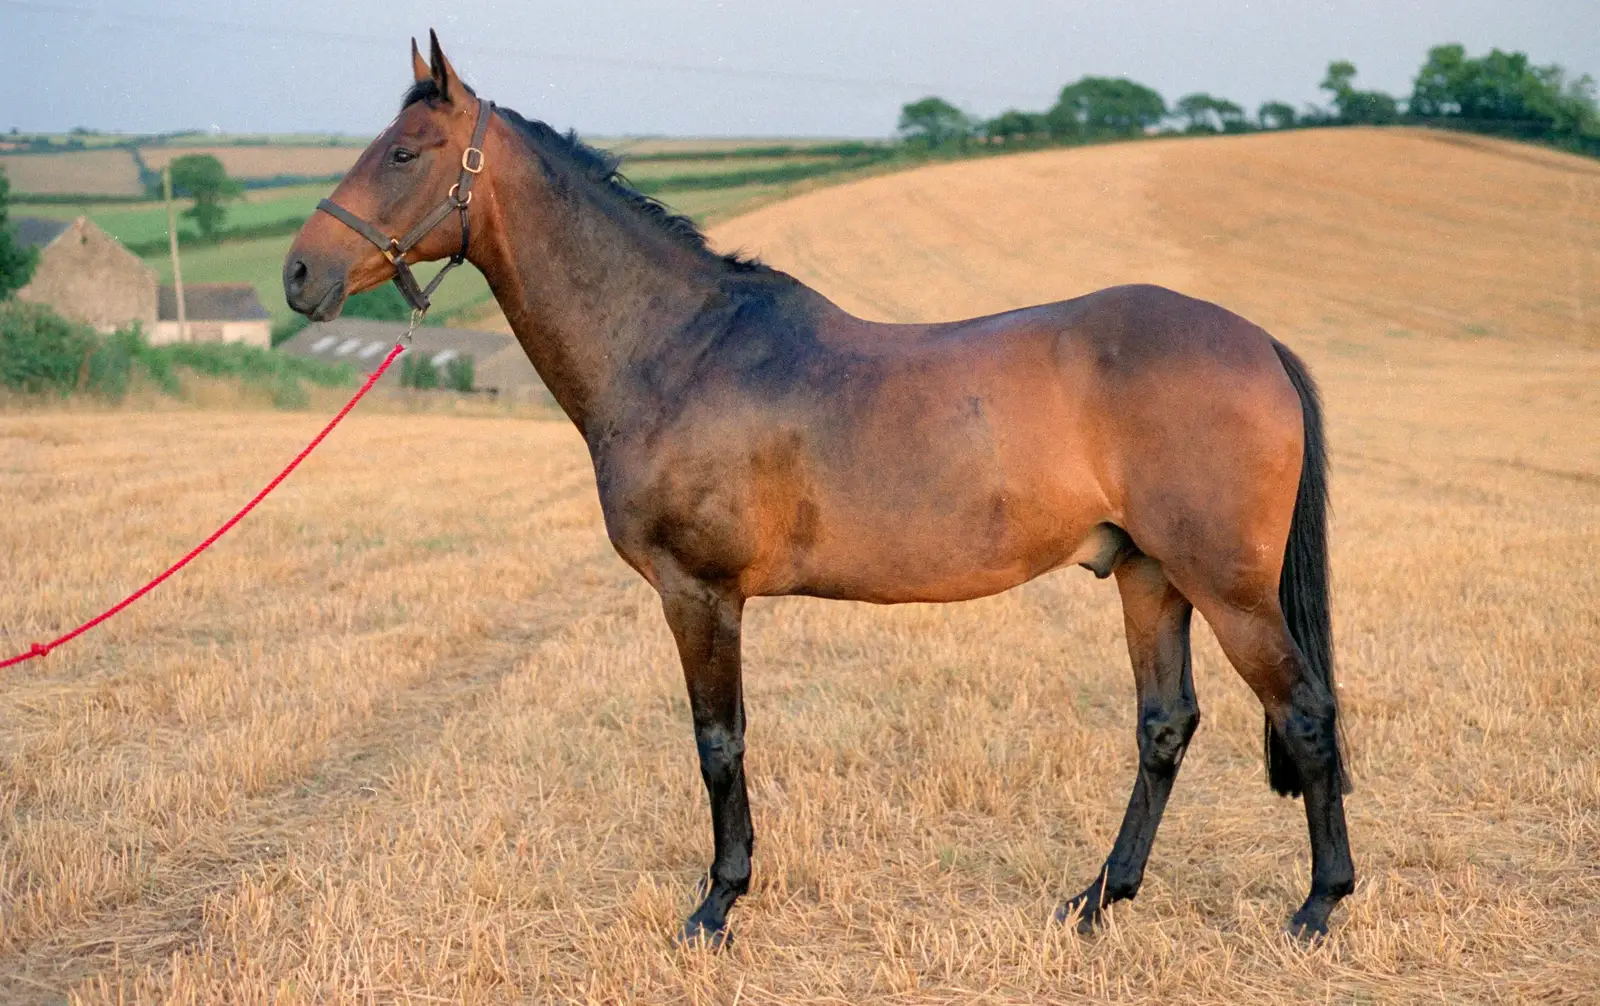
[316,98,495,316]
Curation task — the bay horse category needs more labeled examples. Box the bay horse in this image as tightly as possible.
[284,33,1354,946]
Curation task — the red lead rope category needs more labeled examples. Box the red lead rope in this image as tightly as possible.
[0,342,407,672]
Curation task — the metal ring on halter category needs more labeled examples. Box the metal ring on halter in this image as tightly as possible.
[449,183,473,208]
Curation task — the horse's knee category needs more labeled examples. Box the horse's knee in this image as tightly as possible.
[695,724,745,782]
[1138,700,1200,776]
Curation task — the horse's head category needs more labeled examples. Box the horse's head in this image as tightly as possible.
[284,32,491,321]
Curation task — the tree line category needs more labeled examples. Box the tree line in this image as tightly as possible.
[899,44,1599,157]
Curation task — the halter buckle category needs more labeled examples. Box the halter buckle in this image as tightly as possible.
[461,147,485,173]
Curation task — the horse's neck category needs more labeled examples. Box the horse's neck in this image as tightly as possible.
[475,142,719,436]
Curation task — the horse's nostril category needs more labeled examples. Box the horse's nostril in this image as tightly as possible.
[285,257,310,296]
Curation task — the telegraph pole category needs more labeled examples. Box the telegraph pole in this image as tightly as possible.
[162,165,187,343]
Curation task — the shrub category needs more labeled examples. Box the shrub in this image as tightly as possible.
[0,300,96,394]
[0,301,354,406]
[343,283,413,322]
[400,351,439,389]
[401,350,474,392]
[86,327,149,398]
[155,339,354,390]
[445,354,474,392]
[271,314,308,348]
[271,373,310,410]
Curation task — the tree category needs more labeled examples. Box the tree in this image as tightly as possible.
[1213,98,1248,132]
[1051,77,1167,139]
[1258,101,1298,130]
[1548,70,1600,146]
[984,109,1045,144]
[1320,60,1399,124]
[1452,48,1545,121]
[1175,93,1222,132]
[1043,101,1084,142]
[0,167,38,301]
[1410,43,1600,143]
[1321,60,1358,97]
[168,153,242,240]
[1410,44,1467,117]
[1174,93,1248,133]
[897,97,973,149]
[1339,89,1400,124]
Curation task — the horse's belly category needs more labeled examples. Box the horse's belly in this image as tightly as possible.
[772,501,1113,604]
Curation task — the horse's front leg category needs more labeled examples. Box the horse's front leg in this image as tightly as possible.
[660,577,751,948]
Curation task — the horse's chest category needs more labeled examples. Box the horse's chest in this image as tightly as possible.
[593,442,768,585]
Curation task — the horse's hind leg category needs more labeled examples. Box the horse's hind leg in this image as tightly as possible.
[1197,597,1353,938]
[1057,552,1198,932]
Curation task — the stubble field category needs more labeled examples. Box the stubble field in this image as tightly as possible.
[2,127,1598,1003]
[0,150,144,197]
[136,146,361,181]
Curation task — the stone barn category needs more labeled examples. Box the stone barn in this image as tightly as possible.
[153,283,272,347]
[12,216,158,332]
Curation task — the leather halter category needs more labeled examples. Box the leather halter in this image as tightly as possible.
[316,98,494,315]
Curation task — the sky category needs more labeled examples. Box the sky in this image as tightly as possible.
[3,0,1596,138]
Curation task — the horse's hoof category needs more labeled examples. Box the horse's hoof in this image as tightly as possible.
[1286,909,1330,944]
[676,917,731,951]
[1054,897,1103,935]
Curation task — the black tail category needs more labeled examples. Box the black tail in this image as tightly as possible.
[1266,340,1349,797]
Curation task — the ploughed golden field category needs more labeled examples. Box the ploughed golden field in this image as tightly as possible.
[2,127,1597,1003]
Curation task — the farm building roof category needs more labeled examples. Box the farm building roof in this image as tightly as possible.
[277,317,546,399]
[158,283,271,322]
[10,216,71,251]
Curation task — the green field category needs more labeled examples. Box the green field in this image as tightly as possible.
[8,140,902,330]
[619,155,837,180]
[12,184,328,245]
[654,184,795,224]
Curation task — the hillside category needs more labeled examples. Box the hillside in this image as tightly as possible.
[710,127,1599,347]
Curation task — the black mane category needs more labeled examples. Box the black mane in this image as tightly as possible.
[402,81,767,274]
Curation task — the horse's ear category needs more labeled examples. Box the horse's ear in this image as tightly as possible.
[428,29,462,102]
[411,37,429,84]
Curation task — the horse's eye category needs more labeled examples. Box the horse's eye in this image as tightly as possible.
[390,148,417,166]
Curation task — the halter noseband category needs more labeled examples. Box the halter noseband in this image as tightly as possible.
[315,98,495,316]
